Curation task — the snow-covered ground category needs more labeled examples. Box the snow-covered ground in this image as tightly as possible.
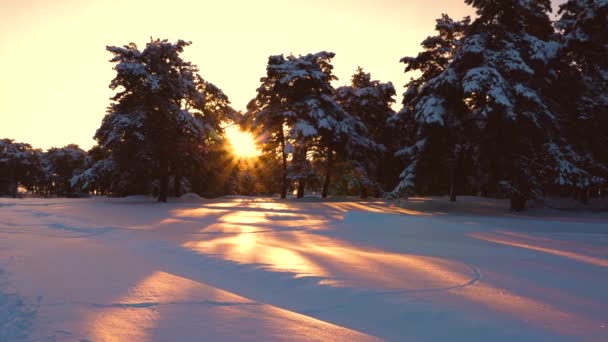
[1,196,607,341]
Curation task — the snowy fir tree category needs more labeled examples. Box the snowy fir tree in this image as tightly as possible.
[246,52,335,198]
[245,54,299,199]
[400,14,471,109]
[70,145,116,196]
[44,144,88,196]
[551,0,608,202]
[335,67,397,196]
[76,39,234,201]
[392,0,606,210]
[390,13,473,202]
[0,139,40,197]
[247,52,378,198]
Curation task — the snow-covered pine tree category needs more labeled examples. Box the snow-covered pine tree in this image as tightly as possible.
[87,39,232,201]
[335,67,397,197]
[246,54,300,199]
[0,139,40,197]
[400,14,471,109]
[284,52,357,199]
[461,0,563,210]
[391,14,472,201]
[552,0,608,201]
[70,145,116,196]
[393,0,593,210]
[247,52,369,198]
[171,77,236,197]
[44,144,88,196]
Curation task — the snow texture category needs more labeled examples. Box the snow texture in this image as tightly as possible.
[1,196,606,341]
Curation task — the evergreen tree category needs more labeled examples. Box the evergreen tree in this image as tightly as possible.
[246,54,297,199]
[71,145,116,196]
[0,139,39,197]
[391,14,473,201]
[393,0,598,210]
[247,52,376,198]
[85,39,232,201]
[400,14,471,109]
[335,68,397,196]
[463,0,561,210]
[552,0,608,201]
[45,144,88,196]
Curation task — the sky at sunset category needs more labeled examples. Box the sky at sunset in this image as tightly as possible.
[1,0,567,150]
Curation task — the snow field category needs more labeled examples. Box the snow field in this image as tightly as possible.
[0,196,607,341]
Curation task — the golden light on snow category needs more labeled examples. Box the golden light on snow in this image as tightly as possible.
[174,199,605,337]
[87,269,378,341]
[180,200,468,290]
[469,231,608,268]
[225,126,261,158]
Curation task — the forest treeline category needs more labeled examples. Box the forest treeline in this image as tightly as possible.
[1,0,606,210]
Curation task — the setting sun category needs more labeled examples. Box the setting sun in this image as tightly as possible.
[225,126,261,158]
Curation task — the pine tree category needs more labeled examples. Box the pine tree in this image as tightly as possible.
[245,54,296,199]
[0,139,39,197]
[45,144,88,196]
[70,145,116,196]
[247,52,342,198]
[86,39,232,201]
[393,1,597,210]
[462,0,561,210]
[335,67,397,196]
[391,14,472,201]
[400,14,471,109]
[552,0,608,202]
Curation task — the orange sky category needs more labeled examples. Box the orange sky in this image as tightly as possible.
[0,0,565,150]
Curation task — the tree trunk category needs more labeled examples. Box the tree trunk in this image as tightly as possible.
[448,157,457,202]
[321,148,334,199]
[297,179,305,199]
[279,129,287,199]
[158,158,168,203]
[449,183,456,202]
[9,162,17,198]
[360,187,368,199]
[174,174,181,197]
[510,193,527,211]
[579,187,589,205]
[10,181,17,198]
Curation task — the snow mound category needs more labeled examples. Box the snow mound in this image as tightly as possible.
[224,195,258,199]
[107,195,157,204]
[122,195,154,201]
[177,193,206,202]
[285,195,366,202]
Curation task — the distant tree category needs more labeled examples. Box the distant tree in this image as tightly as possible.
[0,139,39,197]
[44,144,87,196]
[84,39,233,201]
[71,145,116,196]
